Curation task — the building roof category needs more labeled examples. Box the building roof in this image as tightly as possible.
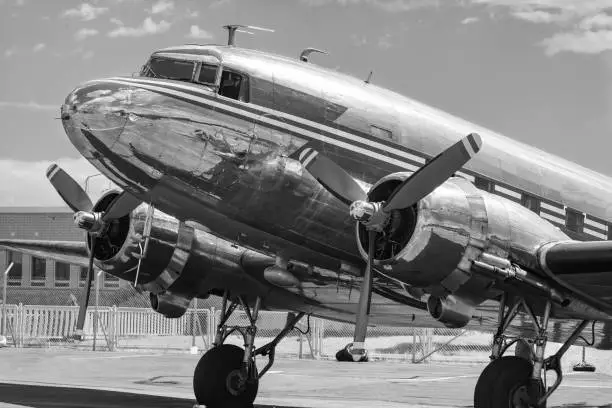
[0,206,72,214]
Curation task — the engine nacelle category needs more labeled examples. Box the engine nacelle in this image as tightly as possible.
[356,174,569,320]
[88,191,275,316]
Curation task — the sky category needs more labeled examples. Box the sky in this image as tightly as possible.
[1,0,612,206]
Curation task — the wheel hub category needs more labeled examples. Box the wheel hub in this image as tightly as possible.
[226,368,247,396]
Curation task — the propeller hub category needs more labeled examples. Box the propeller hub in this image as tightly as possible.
[349,201,388,231]
[74,211,105,233]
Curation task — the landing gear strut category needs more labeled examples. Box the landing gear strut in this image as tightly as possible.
[474,294,590,408]
[193,291,305,408]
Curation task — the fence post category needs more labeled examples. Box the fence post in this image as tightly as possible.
[191,299,197,349]
[18,303,23,348]
[93,271,102,351]
[1,263,14,338]
[412,329,417,363]
[113,306,119,350]
[209,306,216,348]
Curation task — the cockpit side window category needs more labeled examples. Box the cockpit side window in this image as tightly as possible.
[141,57,196,82]
[219,70,249,102]
[196,63,218,85]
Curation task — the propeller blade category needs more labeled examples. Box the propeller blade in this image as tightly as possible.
[299,148,367,205]
[352,229,377,360]
[101,190,140,222]
[384,133,482,212]
[75,236,96,338]
[46,164,93,213]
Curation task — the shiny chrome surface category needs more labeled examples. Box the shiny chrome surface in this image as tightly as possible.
[356,176,568,309]
[427,295,474,329]
[54,44,612,347]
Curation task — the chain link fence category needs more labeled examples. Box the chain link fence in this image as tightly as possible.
[0,284,493,363]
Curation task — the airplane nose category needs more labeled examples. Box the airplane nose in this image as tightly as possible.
[61,80,131,158]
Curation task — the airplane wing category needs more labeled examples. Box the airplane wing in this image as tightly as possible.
[0,239,90,268]
[538,240,612,315]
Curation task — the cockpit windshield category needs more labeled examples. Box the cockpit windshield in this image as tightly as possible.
[141,57,196,82]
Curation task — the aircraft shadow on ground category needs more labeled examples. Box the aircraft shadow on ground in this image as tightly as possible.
[0,383,297,408]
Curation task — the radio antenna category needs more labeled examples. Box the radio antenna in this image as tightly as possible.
[299,47,328,63]
[223,24,275,46]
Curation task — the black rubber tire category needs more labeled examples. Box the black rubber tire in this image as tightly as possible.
[474,356,545,408]
[335,343,368,362]
[193,344,258,408]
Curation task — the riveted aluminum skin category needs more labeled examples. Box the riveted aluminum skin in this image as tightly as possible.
[356,176,569,309]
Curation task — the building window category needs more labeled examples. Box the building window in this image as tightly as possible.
[566,208,584,233]
[6,251,22,286]
[55,262,70,288]
[31,256,46,287]
[79,266,89,287]
[521,193,541,214]
[104,272,120,288]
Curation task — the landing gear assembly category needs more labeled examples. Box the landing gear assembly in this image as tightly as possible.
[193,291,305,408]
[474,294,591,408]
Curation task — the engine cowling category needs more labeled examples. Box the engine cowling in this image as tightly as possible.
[356,173,569,327]
[88,191,275,318]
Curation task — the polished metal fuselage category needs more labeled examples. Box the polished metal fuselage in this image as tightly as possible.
[60,45,612,337]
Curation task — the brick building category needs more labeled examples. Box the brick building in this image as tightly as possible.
[0,207,142,307]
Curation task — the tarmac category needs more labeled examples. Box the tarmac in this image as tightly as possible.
[0,349,610,408]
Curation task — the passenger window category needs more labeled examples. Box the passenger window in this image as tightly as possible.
[219,70,249,102]
[197,63,218,85]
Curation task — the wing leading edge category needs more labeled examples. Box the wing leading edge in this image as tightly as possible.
[0,239,89,268]
[537,240,612,314]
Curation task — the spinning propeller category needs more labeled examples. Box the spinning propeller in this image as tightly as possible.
[46,164,140,338]
[299,133,482,359]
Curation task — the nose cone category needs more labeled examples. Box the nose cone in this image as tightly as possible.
[61,80,132,159]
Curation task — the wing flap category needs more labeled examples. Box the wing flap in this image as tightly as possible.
[0,239,89,268]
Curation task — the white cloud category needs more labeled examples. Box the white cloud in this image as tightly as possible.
[32,43,45,53]
[541,30,612,55]
[350,33,368,47]
[149,0,174,14]
[186,25,214,40]
[75,28,99,41]
[461,16,479,24]
[82,50,95,60]
[4,47,16,58]
[0,157,115,207]
[107,17,171,38]
[301,0,440,12]
[0,101,56,111]
[15,0,25,6]
[186,8,199,18]
[210,0,232,8]
[579,13,612,30]
[61,3,108,21]
[110,17,123,25]
[511,9,572,24]
[377,33,392,49]
[471,1,612,55]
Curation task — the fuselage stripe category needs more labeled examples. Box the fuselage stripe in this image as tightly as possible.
[113,77,429,166]
[105,79,423,172]
[103,77,611,238]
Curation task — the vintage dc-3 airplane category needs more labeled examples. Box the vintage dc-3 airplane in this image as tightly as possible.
[2,24,612,407]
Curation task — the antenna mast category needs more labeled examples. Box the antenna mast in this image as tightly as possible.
[223,24,275,47]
